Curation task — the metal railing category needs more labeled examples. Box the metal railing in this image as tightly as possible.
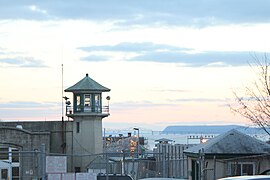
[66,106,109,115]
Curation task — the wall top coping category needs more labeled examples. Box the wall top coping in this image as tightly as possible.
[0,126,50,135]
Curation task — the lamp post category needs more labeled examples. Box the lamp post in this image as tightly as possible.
[133,128,139,158]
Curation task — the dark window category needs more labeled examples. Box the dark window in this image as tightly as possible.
[1,169,7,179]
[12,149,19,162]
[76,122,80,133]
[97,174,133,180]
[75,167,81,173]
[231,164,241,176]
[0,148,9,160]
[242,164,253,175]
[230,163,254,176]
[12,167,19,180]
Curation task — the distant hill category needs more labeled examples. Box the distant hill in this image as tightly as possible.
[162,125,268,134]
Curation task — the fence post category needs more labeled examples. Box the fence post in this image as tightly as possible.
[201,148,205,180]
[162,145,166,177]
[213,156,216,180]
[106,152,109,180]
[198,149,201,180]
[182,146,184,178]
[41,144,46,180]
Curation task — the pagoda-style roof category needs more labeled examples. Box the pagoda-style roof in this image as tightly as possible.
[65,74,110,92]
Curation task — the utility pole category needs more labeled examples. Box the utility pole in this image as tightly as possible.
[41,144,46,180]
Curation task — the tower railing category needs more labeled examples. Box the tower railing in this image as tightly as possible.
[66,105,109,115]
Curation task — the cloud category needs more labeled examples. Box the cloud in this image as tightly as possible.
[28,5,47,15]
[173,98,225,103]
[80,55,110,62]
[1,1,270,26]
[0,101,60,109]
[130,51,253,66]
[0,57,46,68]
[153,89,191,93]
[78,42,190,53]
[79,42,255,66]
[111,101,174,110]
[0,101,61,120]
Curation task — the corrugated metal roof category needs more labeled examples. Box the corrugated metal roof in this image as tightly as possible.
[65,73,110,92]
[184,129,270,155]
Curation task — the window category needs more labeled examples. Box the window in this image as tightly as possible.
[1,169,7,179]
[228,162,255,176]
[84,94,91,112]
[231,164,241,176]
[242,163,254,175]
[76,122,80,133]
[95,94,100,112]
[76,95,81,111]
[84,94,91,106]
[0,148,8,160]
[12,167,19,180]
[75,167,81,173]
[12,149,19,162]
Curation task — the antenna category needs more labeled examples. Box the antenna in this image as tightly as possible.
[62,63,64,122]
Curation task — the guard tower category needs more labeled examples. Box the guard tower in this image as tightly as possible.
[64,73,110,171]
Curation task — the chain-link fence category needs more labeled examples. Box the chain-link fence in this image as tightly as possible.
[0,145,190,180]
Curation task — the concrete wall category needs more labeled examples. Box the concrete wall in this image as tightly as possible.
[0,126,50,151]
[0,119,104,173]
[0,121,73,153]
[0,121,75,172]
[72,116,103,171]
[0,126,50,179]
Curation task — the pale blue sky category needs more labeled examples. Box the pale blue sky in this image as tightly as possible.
[0,1,269,130]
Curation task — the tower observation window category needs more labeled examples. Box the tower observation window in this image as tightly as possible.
[84,94,91,112]
[95,94,100,112]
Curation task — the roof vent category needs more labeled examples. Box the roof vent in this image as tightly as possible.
[16,125,23,129]
[86,73,88,77]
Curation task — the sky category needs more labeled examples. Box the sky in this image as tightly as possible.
[0,0,270,130]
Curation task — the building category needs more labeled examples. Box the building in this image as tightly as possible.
[0,73,110,179]
[184,129,270,180]
[153,140,195,178]
[64,73,110,171]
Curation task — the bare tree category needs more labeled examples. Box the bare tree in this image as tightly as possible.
[230,54,270,136]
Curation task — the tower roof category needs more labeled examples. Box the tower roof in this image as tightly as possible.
[65,73,110,92]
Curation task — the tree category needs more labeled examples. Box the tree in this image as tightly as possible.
[230,54,270,136]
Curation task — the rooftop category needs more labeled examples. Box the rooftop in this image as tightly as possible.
[65,73,110,92]
[184,129,270,155]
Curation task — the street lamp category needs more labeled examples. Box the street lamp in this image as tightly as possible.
[133,128,139,158]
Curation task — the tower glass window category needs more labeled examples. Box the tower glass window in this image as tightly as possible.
[76,95,81,111]
[84,94,91,112]
[95,94,101,112]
